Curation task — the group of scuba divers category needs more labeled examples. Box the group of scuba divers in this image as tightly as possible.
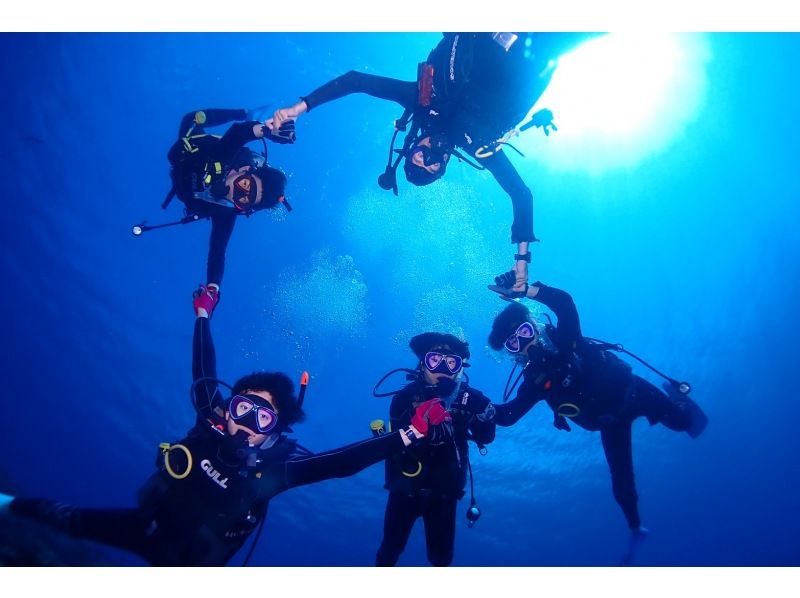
[1,32,708,567]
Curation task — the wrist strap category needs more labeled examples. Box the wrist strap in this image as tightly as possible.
[403,426,422,444]
[515,253,531,263]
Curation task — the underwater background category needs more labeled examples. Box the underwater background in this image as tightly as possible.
[0,32,798,567]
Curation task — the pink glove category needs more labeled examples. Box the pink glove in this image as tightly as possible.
[411,398,452,436]
[193,284,220,318]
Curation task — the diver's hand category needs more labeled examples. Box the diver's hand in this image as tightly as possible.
[408,398,453,446]
[451,392,496,423]
[494,270,517,289]
[474,401,497,423]
[411,398,452,435]
[427,418,454,446]
[531,108,557,136]
[490,270,528,300]
[271,101,307,130]
[554,414,572,431]
[193,284,220,319]
[262,118,296,144]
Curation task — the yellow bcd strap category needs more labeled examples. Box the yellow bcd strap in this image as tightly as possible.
[401,460,423,478]
[159,443,193,480]
[181,133,220,156]
[557,403,581,418]
[203,162,223,185]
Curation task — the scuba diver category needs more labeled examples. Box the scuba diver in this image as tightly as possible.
[271,33,600,294]
[373,332,496,566]
[0,286,453,566]
[487,274,708,554]
[138,108,297,294]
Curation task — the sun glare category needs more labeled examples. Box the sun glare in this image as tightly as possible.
[517,33,711,173]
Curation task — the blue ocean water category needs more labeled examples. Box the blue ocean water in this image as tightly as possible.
[0,32,798,567]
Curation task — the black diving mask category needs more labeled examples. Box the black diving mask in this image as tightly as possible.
[231,173,260,211]
[424,351,463,375]
[504,322,538,353]
[411,140,450,172]
[229,394,278,434]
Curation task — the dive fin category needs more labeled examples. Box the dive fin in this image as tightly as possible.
[683,398,708,439]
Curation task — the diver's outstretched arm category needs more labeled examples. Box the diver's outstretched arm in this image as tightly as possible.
[282,399,451,488]
[492,386,541,427]
[482,151,537,291]
[191,289,223,414]
[206,213,237,288]
[282,431,409,489]
[272,71,417,129]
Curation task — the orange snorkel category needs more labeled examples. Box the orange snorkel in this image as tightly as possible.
[298,371,309,408]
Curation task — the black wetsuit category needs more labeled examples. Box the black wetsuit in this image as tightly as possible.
[301,33,588,245]
[493,283,699,529]
[375,380,495,566]
[166,109,267,285]
[9,318,410,566]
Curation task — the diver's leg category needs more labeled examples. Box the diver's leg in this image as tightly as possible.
[600,422,641,530]
[421,495,457,566]
[375,492,420,566]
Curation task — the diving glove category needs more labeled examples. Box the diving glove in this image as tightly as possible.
[409,398,453,446]
[264,119,296,144]
[489,270,528,299]
[193,284,220,318]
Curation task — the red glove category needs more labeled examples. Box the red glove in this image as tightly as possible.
[193,284,220,318]
[411,398,452,436]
